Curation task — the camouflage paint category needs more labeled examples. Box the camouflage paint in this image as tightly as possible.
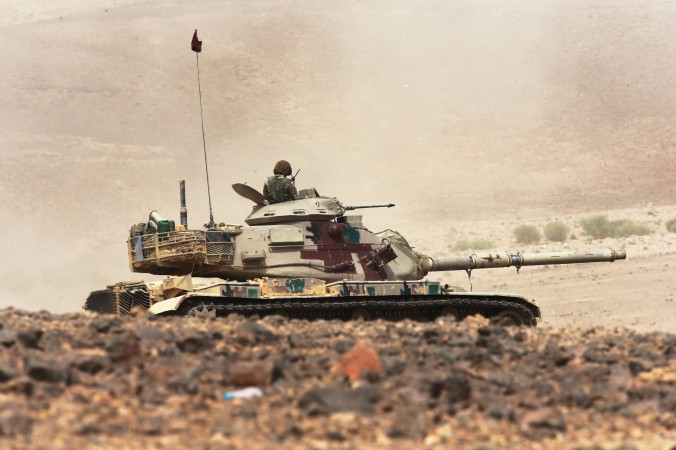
[344,225,361,243]
[301,222,388,281]
[285,278,306,293]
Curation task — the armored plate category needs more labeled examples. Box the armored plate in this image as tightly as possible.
[244,197,346,225]
[232,183,266,206]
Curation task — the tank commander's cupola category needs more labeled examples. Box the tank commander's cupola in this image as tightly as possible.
[232,183,346,225]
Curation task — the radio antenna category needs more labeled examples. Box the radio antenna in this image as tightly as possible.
[191,29,215,229]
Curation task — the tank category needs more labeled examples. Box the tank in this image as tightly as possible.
[84,182,626,326]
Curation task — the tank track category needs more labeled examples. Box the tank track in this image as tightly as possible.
[173,294,539,326]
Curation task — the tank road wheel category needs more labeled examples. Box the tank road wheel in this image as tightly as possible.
[351,308,370,321]
[493,309,525,326]
[437,306,460,322]
[186,304,217,319]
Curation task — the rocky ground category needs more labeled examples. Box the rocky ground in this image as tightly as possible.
[0,308,674,449]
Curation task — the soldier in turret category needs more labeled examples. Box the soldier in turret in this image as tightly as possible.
[263,160,298,204]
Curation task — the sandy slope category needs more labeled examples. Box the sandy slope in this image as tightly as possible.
[0,1,675,333]
[411,204,676,333]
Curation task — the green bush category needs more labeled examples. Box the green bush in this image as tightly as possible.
[580,215,652,239]
[513,224,541,244]
[453,239,494,251]
[667,217,676,233]
[544,221,571,242]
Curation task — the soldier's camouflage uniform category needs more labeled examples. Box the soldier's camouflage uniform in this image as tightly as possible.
[264,175,298,204]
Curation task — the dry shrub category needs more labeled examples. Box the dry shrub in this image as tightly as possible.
[580,215,652,239]
[544,221,570,242]
[513,224,541,244]
[612,220,652,237]
[666,218,676,233]
[580,215,613,239]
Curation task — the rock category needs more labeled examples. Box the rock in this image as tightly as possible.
[583,345,618,364]
[475,331,504,353]
[235,321,277,344]
[25,352,65,383]
[383,357,408,376]
[177,329,213,353]
[422,327,441,342]
[135,415,164,435]
[614,445,639,450]
[287,332,304,349]
[17,329,43,348]
[0,363,19,383]
[106,330,140,365]
[627,359,650,376]
[66,349,109,375]
[325,429,346,441]
[0,329,18,347]
[520,407,566,439]
[387,409,426,439]
[143,356,197,391]
[137,325,175,343]
[228,360,275,387]
[270,354,293,382]
[442,372,472,409]
[90,317,119,333]
[0,404,32,437]
[0,376,34,396]
[542,343,575,367]
[336,343,383,381]
[298,385,380,416]
[422,347,458,365]
[76,422,103,436]
[482,397,516,421]
[330,338,356,354]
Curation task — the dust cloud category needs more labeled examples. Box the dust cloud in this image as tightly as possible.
[1,0,675,313]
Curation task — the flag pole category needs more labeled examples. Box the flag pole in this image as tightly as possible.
[192,30,215,229]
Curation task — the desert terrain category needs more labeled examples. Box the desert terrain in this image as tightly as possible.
[0,0,674,448]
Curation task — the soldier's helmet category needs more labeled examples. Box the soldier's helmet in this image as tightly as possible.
[273,160,292,177]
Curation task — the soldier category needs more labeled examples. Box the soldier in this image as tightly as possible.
[263,160,298,204]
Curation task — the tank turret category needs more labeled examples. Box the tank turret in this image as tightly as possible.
[125,184,625,283]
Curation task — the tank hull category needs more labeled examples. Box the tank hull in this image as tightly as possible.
[84,277,541,326]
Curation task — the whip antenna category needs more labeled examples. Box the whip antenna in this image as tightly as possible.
[191,29,215,229]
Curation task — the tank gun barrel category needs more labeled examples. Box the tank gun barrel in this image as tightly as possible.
[421,249,626,274]
[345,203,395,211]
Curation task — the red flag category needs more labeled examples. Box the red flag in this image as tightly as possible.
[191,30,202,53]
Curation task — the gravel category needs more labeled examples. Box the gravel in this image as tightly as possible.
[0,307,674,449]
